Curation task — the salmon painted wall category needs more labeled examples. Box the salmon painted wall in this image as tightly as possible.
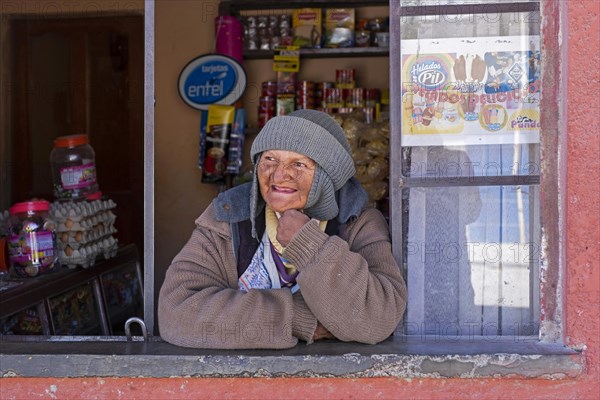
[1,0,599,399]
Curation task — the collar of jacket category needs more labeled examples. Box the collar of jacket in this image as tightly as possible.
[213,177,369,224]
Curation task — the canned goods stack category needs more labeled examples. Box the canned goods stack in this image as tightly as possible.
[257,68,386,126]
[325,88,344,109]
[336,69,356,89]
[296,81,316,110]
[243,14,292,51]
[345,88,365,108]
[316,82,334,108]
[258,81,277,128]
[365,88,380,108]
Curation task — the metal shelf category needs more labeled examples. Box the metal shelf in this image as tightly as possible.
[220,0,389,15]
[243,46,389,60]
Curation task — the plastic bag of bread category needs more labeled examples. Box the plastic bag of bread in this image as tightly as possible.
[342,117,366,148]
[365,139,389,157]
[367,157,389,181]
[354,165,370,183]
[351,150,372,166]
[362,181,389,202]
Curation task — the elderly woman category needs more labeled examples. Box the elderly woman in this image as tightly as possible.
[158,109,407,349]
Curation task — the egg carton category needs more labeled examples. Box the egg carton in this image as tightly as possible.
[56,226,118,250]
[50,199,117,223]
[58,236,119,269]
[56,219,117,242]
[55,210,116,233]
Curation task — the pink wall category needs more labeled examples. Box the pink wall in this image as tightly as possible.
[1,1,599,398]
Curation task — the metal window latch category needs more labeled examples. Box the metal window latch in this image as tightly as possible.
[124,317,149,342]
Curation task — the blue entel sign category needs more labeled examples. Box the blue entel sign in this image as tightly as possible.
[178,54,247,110]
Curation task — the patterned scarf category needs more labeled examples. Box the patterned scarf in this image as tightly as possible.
[238,206,326,292]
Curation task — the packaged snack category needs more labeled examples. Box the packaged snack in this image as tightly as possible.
[200,105,235,183]
[226,109,246,175]
[324,8,355,48]
[277,71,297,95]
[276,95,295,116]
[292,8,322,48]
[355,19,371,47]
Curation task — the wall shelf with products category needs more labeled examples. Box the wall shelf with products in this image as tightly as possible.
[220,0,390,59]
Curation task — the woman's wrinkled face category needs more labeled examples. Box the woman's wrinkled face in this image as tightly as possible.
[257,150,316,213]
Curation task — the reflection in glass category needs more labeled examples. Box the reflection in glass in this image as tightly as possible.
[403,183,540,337]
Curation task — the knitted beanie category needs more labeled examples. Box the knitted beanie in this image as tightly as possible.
[249,110,355,236]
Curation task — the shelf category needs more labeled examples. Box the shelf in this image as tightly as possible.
[244,46,389,60]
[220,0,388,15]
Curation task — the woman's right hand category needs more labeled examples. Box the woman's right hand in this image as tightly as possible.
[276,209,310,247]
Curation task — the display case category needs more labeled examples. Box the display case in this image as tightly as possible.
[0,244,142,336]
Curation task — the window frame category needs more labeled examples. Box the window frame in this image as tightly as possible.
[0,0,579,379]
[389,0,564,343]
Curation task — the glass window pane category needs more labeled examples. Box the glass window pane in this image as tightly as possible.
[400,9,540,40]
[402,185,540,337]
[402,144,540,178]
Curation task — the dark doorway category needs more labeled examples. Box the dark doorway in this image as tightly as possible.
[9,16,144,265]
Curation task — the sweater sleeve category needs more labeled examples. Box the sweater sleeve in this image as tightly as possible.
[283,208,407,345]
[158,206,317,349]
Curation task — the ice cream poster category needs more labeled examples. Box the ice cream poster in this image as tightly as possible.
[400,36,541,147]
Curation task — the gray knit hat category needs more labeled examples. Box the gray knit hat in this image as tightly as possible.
[250,110,355,236]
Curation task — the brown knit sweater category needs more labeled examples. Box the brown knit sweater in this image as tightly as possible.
[158,204,407,349]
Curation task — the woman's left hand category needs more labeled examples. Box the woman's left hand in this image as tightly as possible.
[276,209,310,247]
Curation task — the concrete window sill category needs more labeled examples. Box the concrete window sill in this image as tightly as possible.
[0,335,582,379]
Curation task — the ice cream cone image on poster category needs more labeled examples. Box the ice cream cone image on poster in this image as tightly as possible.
[460,93,480,121]
[479,104,507,132]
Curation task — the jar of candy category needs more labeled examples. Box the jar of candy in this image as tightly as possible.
[50,134,100,201]
[7,200,57,277]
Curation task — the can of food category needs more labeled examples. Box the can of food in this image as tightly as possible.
[258,96,276,127]
[336,69,355,89]
[296,81,316,109]
[295,97,315,109]
[363,107,375,124]
[262,81,277,97]
[325,88,344,108]
[346,88,365,108]
[316,82,335,108]
[365,88,380,108]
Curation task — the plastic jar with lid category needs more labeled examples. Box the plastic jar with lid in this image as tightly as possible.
[7,200,57,277]
[50,134,100,201]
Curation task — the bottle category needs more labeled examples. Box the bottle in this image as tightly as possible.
[50,134,100,201]
[7,200,57,277]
